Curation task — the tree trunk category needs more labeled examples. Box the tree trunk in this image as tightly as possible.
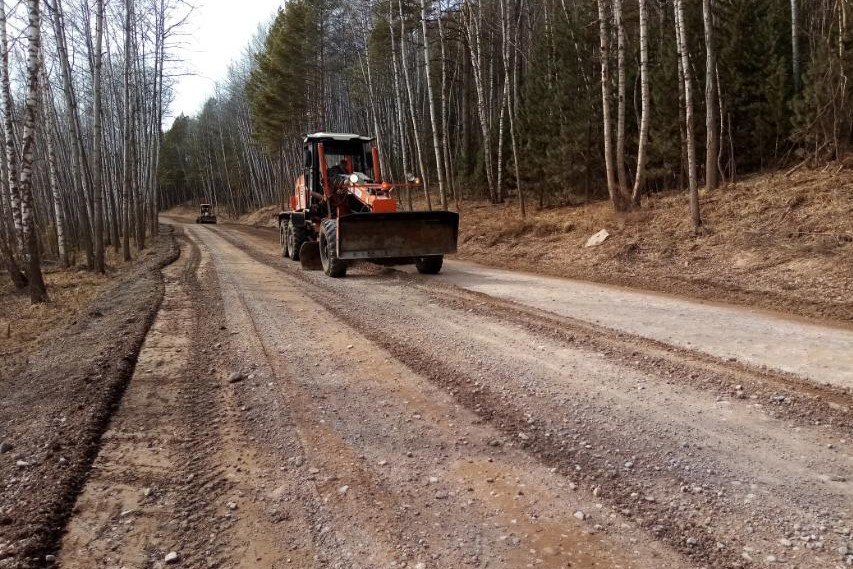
[0,5,21,248]
[703,0,718,191]
[674,0,701,230]
[463,0,497,203]
[631,0,651,205]
[420,0,447,210]
[20,0,47,303]
[614,0,629,200]
[39,51,67,267]
[92,0,105,271]
[122,0,132,261]
[387,3,412,210]
[398,0,431,209]
[791,0,800,92]
[597,0,621,210]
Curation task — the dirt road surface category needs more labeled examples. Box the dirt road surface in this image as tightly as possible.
[397,261,853,388]
[58,221,853,569]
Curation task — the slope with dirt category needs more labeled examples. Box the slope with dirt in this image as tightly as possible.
[0,229,178,568]
[54,218,853,569]
[456,165,853,323]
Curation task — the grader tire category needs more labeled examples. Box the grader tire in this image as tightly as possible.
[415,255,444,275]
[319,220,347,278]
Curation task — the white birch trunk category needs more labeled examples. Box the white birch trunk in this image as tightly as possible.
[20,0,47,302]
[597,0,620,209]
[463,0,497,203]
[93,0,105,271]
[38,50,67,267]
[614,0,629,198]
[398,0,431,209]
[0,5,21,246]
[632,0,651,204]
[703,0,718,191]
[420,0,447,210]
[674,0,702,229]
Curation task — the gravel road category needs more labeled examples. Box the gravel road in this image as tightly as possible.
[396,260,853,388]
[57,221,853,569]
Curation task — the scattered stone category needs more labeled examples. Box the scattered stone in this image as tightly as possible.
[0,441,12,453]
[164,551,180,564]
[44,555,55,563]
[338,485,349,495]
[585,229,610,247]
[428,476,439,484]
[15,460,29,468]
[434,491,449,500]
[624,461,634,469]
[227,501,238,510]
[573,511,585,521]
[228,372,245,383]
[686,537,699,547]
[592,486,602,497]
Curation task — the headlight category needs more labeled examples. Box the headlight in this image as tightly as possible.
[349,173,359,184]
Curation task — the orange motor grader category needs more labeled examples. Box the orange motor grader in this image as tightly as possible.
[278,132,458,278]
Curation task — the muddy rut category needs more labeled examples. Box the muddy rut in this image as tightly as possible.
[57,221,853,569]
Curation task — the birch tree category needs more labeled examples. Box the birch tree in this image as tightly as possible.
[92,0,105,271]
[614,0,629,198]
[420,0,447,210]
[674,0,701,229]
[631,0,650,205]
[20,0,48,302]
[703,0,718,191]
[597,0,620,210]
[0,4,21,246]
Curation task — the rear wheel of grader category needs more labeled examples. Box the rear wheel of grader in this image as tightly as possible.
[319,219,347,278]
[415,255,443,275]
[287,220,309,261]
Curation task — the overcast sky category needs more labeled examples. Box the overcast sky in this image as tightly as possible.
[166,0,282,124]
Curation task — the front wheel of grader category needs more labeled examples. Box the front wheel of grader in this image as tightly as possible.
[415,255,444,275]
[319,219,348,278]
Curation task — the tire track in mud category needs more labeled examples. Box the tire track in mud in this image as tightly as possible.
[210,223,853,569]
[59,232,316,568]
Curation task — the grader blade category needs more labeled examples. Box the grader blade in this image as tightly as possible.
[336,212,459,260]
[299,242,322,270]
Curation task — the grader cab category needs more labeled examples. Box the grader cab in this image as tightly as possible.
[278,133,458,278]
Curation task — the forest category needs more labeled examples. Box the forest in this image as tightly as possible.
[0,0,850,304]
[158,0,851,224]
[0,0,179,303]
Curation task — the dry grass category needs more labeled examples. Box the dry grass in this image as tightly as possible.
[0,268,109,364]
[0,239,154,367]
